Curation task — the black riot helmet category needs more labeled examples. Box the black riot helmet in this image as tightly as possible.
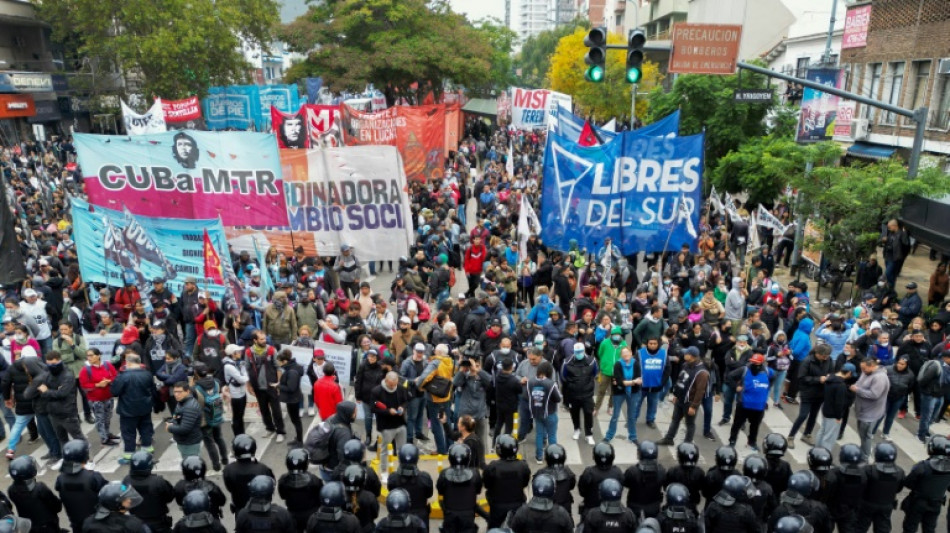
[545,444,567,467]
[129,451,154,475]
[807,447,833,472]
[182,489,211,515]
[97,482,143,514]
[232,434,257,460]
[343,439,366,463]
[742,454,769,482]
[496,434,519,460]
[665,483,691,507]
[787,471,817,498]
[532,474,556,499]
[598,478,623,503]
[320,482,346,509]
[928,435,950,457]
[8,457,36,482]
[62,439,91,474]
[342,465,366,492]
[722,475,756,503]
[838,444,863,470]
[386,488,411,516]
[248,475,275,501]
[715,446,738,471]
[399,443,420,465]
[448,443,471,467]
[763,433,788,457]
[285,448,310,472]
[181,456,207,481]
[874,442,898,465]
[676,442,699,467]
[774,515,815,533]
[593,442,615,468]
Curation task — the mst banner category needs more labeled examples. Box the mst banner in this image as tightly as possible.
[540,130,704,254]
[72,198,233,300]
[510,88,572,130]
[226,145,414,261]
[341,104,445,182]
[306,104,344,148]
[75,131,289,226]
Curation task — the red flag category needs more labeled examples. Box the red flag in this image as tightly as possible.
[202,229,224,285]
[578,120,599,147]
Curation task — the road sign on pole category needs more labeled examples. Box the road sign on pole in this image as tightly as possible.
[733,89,774,103]
[669,23,742,75]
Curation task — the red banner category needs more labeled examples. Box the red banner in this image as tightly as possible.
[202,229,224,285]
[341,104,446,182]
[305,104,343,148]
[270,106,310,149]
[160,96,202,122]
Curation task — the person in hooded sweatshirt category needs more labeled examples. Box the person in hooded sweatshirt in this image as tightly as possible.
[787,343,832,449]
[278,449,323,533]
[56,440,107,533]
[173,489,227,533]
[786,315,814,403]
[875,355,915,440]
[814,363,854,452]
[276,350,305,446]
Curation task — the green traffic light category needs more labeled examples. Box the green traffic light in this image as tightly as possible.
[585,65,605,83]
[625,67,642,84]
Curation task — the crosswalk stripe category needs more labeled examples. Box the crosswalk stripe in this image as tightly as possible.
[154,421,271,473]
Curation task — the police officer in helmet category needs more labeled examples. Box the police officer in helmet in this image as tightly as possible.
[769,471,831,533]
[435,444,485,533]
[901,435,950,533]
[507,474,574,533]
[386,444,433,528]
[56,439,107,533]
[580,478,637,533]
[856,442,905,533]
[8,456,61,533]
[234,475,294,533]
[762,433,792,495]
[122,451,175,533]
[374,489,428,533]
[172,490,226,533]
[741,454,775,522]
[665,442,703,511]
[173,456,227,520]
[824,443,867,533]
[535,444,576,517]
[623,440,666,518]
[703,474,759,533]
[658,483,700,533]
[578,442,623,517]
[304,483,360,533]
[223,435,275,515]
[277,448,322,533]
[702,446,738,506]
[81,482,147,533]
[483,434,530,529]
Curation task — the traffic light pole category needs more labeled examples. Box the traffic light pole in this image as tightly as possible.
[735,61,929,179]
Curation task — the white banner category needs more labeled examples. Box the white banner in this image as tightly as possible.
[313,340,353,387]
[121,99,168,135]
[756,204,786,232]
[511,88,571,130]
[84,333,122,358]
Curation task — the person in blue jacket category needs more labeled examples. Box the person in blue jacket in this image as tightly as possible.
[815,315,849,361]
[526,290,556,327]
[727,352,774,451]
[786,315,814,403]
[635,337,670,431]
[109,353,156,465]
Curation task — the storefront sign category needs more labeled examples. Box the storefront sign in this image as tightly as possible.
[0,72,54,92]
[0,94,36,118]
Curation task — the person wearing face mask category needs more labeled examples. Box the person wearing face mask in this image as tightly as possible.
[390,316,417,363]
[33,351,86,467]
[144,320,184,375]
[595,326,626,416]
[719,335,752,426]
[561,342,599,445]
[264,291,297,347]
[193,320,227,382]
[246,330,284,441]
[727,353,774,451]
[865,332,894,366]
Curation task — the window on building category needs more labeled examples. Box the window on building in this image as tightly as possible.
[796,57,810,78]
[904,60,932,125]
[882,62,905,124]
[931,72,950,130]
[862,63,883,120]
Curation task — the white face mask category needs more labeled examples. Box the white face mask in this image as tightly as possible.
[207,329,219,337]
[499,347,511,355]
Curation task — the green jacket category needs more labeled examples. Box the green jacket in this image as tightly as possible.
[53,334,88,375]
[597,330,626,377]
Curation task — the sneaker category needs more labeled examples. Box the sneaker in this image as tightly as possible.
[801,434,814,446]
[367,443,378,452]
[536,458,544,465]
[573,429,581,440]
[102,438,120,446]
[416,434,430,442]
[718,418,730,426]
[883,434,893,442]
[919,435,927,443]
[787,438,796,449]
[4,450,13,460]
[27,435,39,444]
[629,438,638,445]
[51,459,63,471]
[118,456,131,465]
[586,435,596,445]
[728,440,736,447]
[703,433,716,441]
[898,410,907,419]
[773,402,783,410]
[656,437,674,446]
[108,433,120,441]
[308,406,315,417]
[380,473,389,484]
[276,434,285,443]
[646,421,657,429]
[784,397,799,405]
[84,414,96,425]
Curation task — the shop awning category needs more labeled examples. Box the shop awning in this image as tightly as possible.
[462,98,497,118]
[846,142,897,161]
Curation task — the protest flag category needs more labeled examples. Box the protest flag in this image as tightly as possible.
[202,229,225,285]
[578,120,599,147]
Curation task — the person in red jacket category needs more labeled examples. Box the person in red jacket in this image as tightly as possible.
[114,282,141,323]
[464,234,488,299]
[313,361,343,421]
[78,348,120,445]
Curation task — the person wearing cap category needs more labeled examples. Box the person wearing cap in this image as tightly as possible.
[658,346,710,446]
[246,330,285,440]
[179,277,201,356]
[319,313,347,345]
[399,343,429,444]
[262,291,297,347]
[541,307,567,347]
[724,349,773,451]
[896,281,923,327]
[88,289,118,333]
[147,296,179,341]
[222,344,250,435]
[334,244,362,299]
[390,316,418,363]
[16,290,51,355]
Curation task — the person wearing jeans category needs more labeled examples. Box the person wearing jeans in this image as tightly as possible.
[766,331,791,408]
[815,363,854,452]
[852,357,890,460]
[658,347,709,446]
[398,346,427,442]
[787,344,833,448]
[109,354,155,464]
[528,361,560,463]
[223,345,249,436]
[915,352,950,442]
[371,371,409,474]
[874,357,915,438]
[1,344,52,459]
[416,344,456,454]
[604,347,641,442]
[635,339,670,430]
[727,353,774,450]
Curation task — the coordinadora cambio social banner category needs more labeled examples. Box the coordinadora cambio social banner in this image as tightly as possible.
[540,129,704,253]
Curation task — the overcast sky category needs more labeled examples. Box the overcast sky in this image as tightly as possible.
[449,0,509,24]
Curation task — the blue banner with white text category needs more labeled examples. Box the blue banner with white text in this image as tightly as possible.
[554,108,680,143]
[540,129,703,254]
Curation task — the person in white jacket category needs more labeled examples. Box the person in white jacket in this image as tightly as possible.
[18,289,51,354]
[222,344,250,436]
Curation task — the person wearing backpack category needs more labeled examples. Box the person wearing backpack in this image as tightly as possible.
[78,348,120,446]
[308,401,356,482]
[192,363,229,471]
[415,343,455,455]
[276,349,305,447]
[916,350,950,442]
[193,321,228,383]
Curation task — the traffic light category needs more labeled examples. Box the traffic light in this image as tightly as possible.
[583,27,607,83]
[626,29,646,83]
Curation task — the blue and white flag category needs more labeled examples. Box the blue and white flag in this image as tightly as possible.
[540,129,704,254]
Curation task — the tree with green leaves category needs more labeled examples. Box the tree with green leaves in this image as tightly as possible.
[512,21,589,89]
[39,0,279,100]
[281,0,499,104]
[466,19,518,98]
[646,66,774,168]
